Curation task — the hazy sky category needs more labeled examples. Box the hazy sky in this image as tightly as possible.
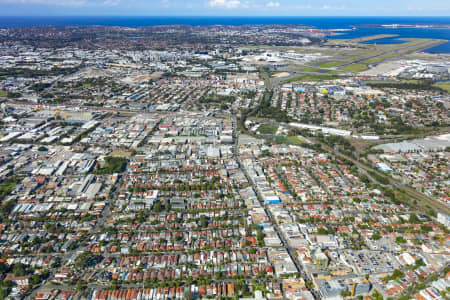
[0,0,449,16]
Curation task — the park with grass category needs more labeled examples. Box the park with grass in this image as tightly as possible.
[434,82,450,93]
[258,124,278,135]
[93,156,128,175]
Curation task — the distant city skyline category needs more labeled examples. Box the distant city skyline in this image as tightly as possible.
[0,0,449,17]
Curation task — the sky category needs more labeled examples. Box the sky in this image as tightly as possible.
[0,0,449,16]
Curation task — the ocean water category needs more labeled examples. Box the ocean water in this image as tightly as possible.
[0,16,449,53]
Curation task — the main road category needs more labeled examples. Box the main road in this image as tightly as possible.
[232,117,320,299]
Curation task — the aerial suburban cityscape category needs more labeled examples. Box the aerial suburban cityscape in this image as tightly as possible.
[0,10,449,300]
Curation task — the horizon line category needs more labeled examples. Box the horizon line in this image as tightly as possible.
[1,15,450,18]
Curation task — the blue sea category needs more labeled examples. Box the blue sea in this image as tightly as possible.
[0,16,449,53]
